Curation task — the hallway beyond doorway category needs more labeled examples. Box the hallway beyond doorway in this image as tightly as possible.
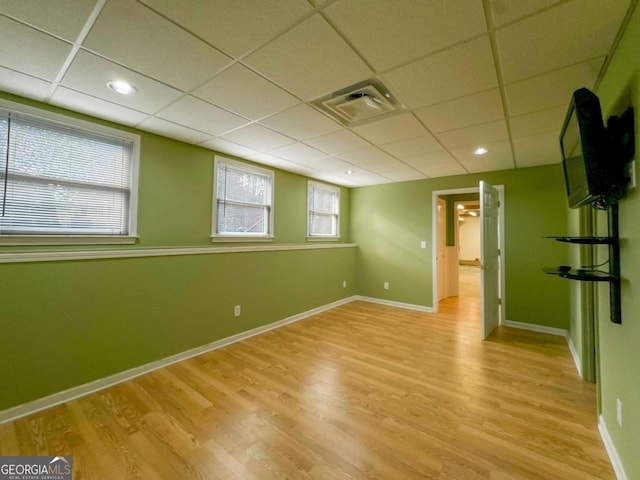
[459,264,480,298]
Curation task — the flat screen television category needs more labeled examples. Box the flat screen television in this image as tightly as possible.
[559,88,612,209]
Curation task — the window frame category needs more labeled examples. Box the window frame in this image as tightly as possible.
[0,99,140,246]
[307,180,340,241]
[211,156,275,242]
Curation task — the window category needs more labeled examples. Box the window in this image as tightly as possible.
[212,157,274,240]
[308,181,340,239]
[0,100,139,244]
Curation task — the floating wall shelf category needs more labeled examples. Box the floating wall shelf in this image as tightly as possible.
[544,204,621,324]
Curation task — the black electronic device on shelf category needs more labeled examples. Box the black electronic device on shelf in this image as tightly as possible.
[544,87,635,325]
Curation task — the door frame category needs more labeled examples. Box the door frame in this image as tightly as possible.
[431,186,506,318]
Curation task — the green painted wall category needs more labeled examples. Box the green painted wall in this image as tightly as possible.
[351,166,570,328]
[590,4,640,477]
[0,248,355,410]
[0,92,355,411]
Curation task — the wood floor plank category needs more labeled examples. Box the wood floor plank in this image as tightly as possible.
[0,298,613,479]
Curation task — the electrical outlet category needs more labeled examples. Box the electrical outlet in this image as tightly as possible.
[234,305,241,317]
[616,398,623,427]
[384,282,389,290]
[342,280,347,288]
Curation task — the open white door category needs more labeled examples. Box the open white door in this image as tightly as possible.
[437,198,447,302]
[480,181,500,339]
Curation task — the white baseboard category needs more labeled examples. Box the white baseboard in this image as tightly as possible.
[565,334,583,378]
[0,295,358,425]
[598,416,627,480]
[503,319,567,336]
[355,295,434,313]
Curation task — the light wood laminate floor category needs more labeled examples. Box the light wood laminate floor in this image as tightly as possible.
[0,298,612,479]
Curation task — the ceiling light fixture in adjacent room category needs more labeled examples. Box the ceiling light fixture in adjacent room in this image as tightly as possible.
[473,147,489,156]
[106,80,138,95]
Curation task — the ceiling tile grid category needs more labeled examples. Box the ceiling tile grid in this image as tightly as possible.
[83,0,233,92]
[0,0,633,187]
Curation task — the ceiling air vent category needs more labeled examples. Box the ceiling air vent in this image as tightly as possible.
[312,79,404,127]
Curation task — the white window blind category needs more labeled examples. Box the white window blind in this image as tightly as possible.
[214,158,273,237]
[0,108,137,238]
[308,181,339,237]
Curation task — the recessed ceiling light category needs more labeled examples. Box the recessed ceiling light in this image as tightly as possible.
[106,80,137,95]
[456,204,464,210]
[473,147,489,156]
[469,211,478,217]
[346,169,354,175]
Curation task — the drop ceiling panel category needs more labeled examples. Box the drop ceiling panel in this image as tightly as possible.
[260,103,341,140]
[505,58,603,116]
[324,0,487,71]
[244,14,372,101]
[513,132,561,167]
[415,89,504,133]
[138,117,212,144]
[337,146,400,168]
[382,36,498,109]
[453,140,514,172]
[351,112,429,145]
[193,64,299,120]
[510,105,566,138]
[61,50,183,113]
[0,66,51,101]
[303,129,371,155]
[382,168,427,182]
[84,0,231,91]
[200,138,258,158]
[245,152,301,171]
[50,87,149,127]
[0,16,71,81]
[314,172,360,187]
[0,0,97,41]
[380,135,442,158]
[436,120,509,150]
[489,0,561,27]
[401,150,457,168]
[221,123,294,152]
[365,158,411,173]
[156,96,249,136]
[497,0,628,83]
[346,171,392,185]
[269,143,326,163]
[139,0,313,57]
[309,156,355,172]
[417,162,466,177]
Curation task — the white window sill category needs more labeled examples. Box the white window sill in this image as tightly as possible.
[0,235,138,246]
[210,235,274,243]
[306,236,340,242]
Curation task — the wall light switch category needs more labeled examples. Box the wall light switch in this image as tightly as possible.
[420,241,427,249]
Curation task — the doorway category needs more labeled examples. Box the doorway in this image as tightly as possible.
[455,199,481,298]
[432,186,505,337]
